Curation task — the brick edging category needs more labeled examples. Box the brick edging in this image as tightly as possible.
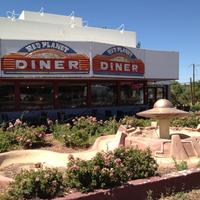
[55,168,200,200]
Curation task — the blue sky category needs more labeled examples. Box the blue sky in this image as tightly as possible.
[0,0,200,83]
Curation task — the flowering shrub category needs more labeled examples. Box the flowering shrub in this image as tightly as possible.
[113,147,158,179]
[119,116,151,128]
[170,113,200,128]
[190,102,200,112]
[65,156,94,192]
[65,147,158,192]
[1,147,158,199]
[52,116,119,148]
[4,168,65,200]
[11,125,46,148]
[0,129,13,153]
[0,119,46,152]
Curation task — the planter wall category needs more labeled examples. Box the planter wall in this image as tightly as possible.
[55,168,200,200]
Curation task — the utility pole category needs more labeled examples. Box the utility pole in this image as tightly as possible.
[189,63,200,105]
[193,64,196,104]
[190,77,194,105]
[189,64,197,105]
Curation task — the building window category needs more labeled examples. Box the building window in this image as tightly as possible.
[147,86,166,106]
[120,82,144,105]
[57,83,87,108]
[20,83,53,110]
[147,87,156,106]
[157,87,164,100]
[0,83,15,111]
[91,82,117,106]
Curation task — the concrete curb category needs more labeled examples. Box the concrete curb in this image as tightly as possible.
[55,168,200,200]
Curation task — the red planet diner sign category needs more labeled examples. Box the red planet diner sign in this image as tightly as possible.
[1,41,90,74]
[93,46,145,76]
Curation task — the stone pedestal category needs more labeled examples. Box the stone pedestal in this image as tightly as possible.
[159,119,170,139]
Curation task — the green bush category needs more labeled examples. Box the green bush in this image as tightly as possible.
[0,120,46,152]
[190,102,200,112]
[5,168,65,200]
[171,113,200,128]
[2,147,158,198]
[119,116,151,127]
[97,118,119,135]
[52,116,119,148]
[0,130,13,153]
[10,125,46,148]
[113,147,158,179]
[65,147,158,192]
[52,116,153,149]
[173,157,188,171]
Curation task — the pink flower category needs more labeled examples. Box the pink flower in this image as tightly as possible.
[99,120,103,124]
[93,166,100,172]
[33,132,38,136]
[14,119,22,126]
[114,158,121,165]
[8,122,14,129]
[101,168,109,174]
[70,164,80,171]
[109,172,114,178]
[47,118,53,125]
[26,139,32,144]
[44,174,49,179]
[66,123,71,127]
[92,117,97,122]
[16,136,21,141]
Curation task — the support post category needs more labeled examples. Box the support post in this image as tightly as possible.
[158,119,170,139]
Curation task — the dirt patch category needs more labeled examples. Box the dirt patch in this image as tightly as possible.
[40,134,87,153]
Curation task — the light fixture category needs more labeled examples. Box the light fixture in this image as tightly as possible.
[117,24,125,33]
[39,7,44,16]
[83,20,88,27]
[69,10,75,20]
[69,11,75,28]
[6,10,18,21]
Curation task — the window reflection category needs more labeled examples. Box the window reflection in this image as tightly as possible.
[147,87,156,106]
[91,82,117,106]
[20,83,53,110]
[157,87,164,100]
[120,82,144,105]
[57,83,87,108]
[0,83,15,111]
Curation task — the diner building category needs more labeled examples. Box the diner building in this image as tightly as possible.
[0,11,179,122]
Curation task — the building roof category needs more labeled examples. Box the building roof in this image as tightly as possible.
[0,10,136,47]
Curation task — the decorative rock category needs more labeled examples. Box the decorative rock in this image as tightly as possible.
[126,127,136,133]
[129,127,142,136]
[0,175,13,192]
[170,134,188,160]
[106,125,127,150]
[196,124,200,131]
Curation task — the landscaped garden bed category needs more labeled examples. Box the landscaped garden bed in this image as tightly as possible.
[0,116,119,153]
[1,114,200,199]
[0,147,158,199]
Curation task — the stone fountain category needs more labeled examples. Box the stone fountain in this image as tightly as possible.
[124,99,200,160]
[137,99,188,139]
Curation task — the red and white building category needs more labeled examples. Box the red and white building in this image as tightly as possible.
[0,11,179,122]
